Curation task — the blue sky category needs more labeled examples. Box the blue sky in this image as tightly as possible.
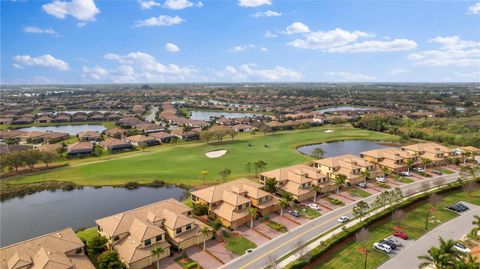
[1,0,479,84]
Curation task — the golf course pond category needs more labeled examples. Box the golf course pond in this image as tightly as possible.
[317,106,378,114]
[0,185,186,246]
[297,140,392,157]
[18,124,106,135]
[189,110,259,121]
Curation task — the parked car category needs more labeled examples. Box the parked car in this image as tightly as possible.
[338,216,350,223]
[456,203,469,211]
[431,170,443,175]
[357,182,367,188]
[380,240,397,250]
[384,237,402,247]
[453,243,470,253]
[414,167,425,173]
[399,171,411,176]
[308,203,321,210]
[376,176,386,183]
[373,242,392,253]
[447,203,469,212]
[392,231,409,240]
[288,210,300,217]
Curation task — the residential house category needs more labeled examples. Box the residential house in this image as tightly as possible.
[101,138,133,151]
[0,227,95,269]
[232,124,257,132]
[125,135,160,147]
[104,127,126,139]
[313,154,384,185]
[78,131,101,142]
[191,178,280,228]
[401,142,461,166]
[96,198,212,269]
[117,117,144,128]
[41,132,70,143]
[171,129,199,141]
[34,115,52,123]
[260,164,334,201]
[149,132,176,143]
[134,123,163,133]
[360,147,419,174]
[67,142,93,157]
[37,143,62,153]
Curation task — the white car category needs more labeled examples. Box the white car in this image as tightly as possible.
[338,216,350,223]
[399,171,410,176]
[453,243,470,253]
[308,203,321,210]
[414,167,425,173]
[376,176,386,183]
[373,242,392,253]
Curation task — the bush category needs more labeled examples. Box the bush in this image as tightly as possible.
[327,197,344,205]
[185,262,201,269]
[192,203,209,216]
[124,181,140,189]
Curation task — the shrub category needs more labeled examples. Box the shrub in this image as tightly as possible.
[192,203,209,216]
[124,181,140,189]
[327,197,344,205]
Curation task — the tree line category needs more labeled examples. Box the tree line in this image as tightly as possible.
[1,150,58,172]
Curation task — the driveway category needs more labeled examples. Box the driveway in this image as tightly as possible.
[378,202,479,269]
[270,213,301,230]
[253,219,283,239]
[185,245,224,269]
[237,225,270,246]
[148,255,182,269]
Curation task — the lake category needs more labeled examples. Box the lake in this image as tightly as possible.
[297,140,392,157]
[18,124,106,135]
[189,110,259,121]
[317,106,377,114]
[0,186,186,246]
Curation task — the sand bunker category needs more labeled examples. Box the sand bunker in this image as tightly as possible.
[324,130,334,133]
[206,149,227,158]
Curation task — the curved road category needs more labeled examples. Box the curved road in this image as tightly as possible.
[219,173,461,269]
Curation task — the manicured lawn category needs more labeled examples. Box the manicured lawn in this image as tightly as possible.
[76,227,98,242]
[349,188,372,198]
[223,231,257,255]
[437,168,454,174]
[327,197,345,206]
[397,177,414,183]
[293,205,322,219]
[313,189,480,269]
[8,126,397,187]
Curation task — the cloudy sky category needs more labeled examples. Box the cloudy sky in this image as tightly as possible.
[1,0,479,84]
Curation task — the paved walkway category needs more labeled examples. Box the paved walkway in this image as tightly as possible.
[378,201,479,269]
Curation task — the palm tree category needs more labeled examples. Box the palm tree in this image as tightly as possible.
[311,184,321,203]
[200,226,212,251]
[312,148,325,159]
[219,168,232,183]
[421,158,432,170]
[247,208,257,229]
[279,198,289,216]
[463,151,472,165]
[334,174,347,194]
[406,159,414,173]
[361,170,370,184]
[418,237,464,268]
[471,215,480,236]
[200,170,208,185]
[151,246,164,269]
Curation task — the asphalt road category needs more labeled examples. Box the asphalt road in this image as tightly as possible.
[219,173,461,269]
[378,201,479,269]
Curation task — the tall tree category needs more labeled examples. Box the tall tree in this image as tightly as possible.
[311,184,321,203]
[200,170,209,185]
[151,246,165,269]
[200,226,212,250]
[312,148,325,159]
[264,178,277,194]
[353,201,370,221]
[247,207,257,229]
[334,174,347,194]
[219,168,232,183]
[245,162,253,177]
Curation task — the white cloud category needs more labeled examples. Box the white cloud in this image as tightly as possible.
[134,15,184,27]
[253,10,281,18]
[388,69,409,75]
[264,31,277,38]
[228,44,267,53]
[42,0,100,22]
[407,36,480,66]
[23,26,58,36]
[102,51,195,82]
[82,65,109,80]
[138,0,160,9]
[454,71,480,81]
[163,0,202,9]
[165,42,180,52]
[288,28,370,49]
[325,71,375,81]
[283,22,310,35]
[328,39,417,53]
[468,2,480,14]
[238,0,271,7]
[13,54,69,71]
[217,64,301,81]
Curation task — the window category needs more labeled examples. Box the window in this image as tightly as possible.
[113,235,119,241]
[156,235,163,242]
[186,224,192,230]
[97,225,102,232]
[144,239,151,246]
[76,248,82,254]
[176,228,182,234]
[192,196,198,202]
